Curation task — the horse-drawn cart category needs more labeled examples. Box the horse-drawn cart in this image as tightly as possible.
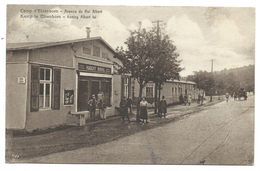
[234,88,247,100]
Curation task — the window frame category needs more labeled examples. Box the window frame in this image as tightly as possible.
[39,67,52,110]
[93,46,100,57]
[146,86,154,98]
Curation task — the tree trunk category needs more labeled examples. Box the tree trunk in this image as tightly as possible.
[201,90,205,105]
[158,83,161,102]
[139,84,143,98]
[154,81,158,114]
[137,84,143,122]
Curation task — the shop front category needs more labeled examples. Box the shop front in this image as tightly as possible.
[77,63,112,113]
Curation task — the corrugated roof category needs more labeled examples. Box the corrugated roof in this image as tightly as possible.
[6,37,116,53]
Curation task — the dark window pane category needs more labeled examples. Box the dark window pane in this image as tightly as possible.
[83,47,91,55]
[46,69,50,80]
[46,84,50,95]
[102,52,108,59]
[40,68,44,80]
[93,46,100,57]
[40,84,44,95]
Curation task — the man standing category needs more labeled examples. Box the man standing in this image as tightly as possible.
[225,93,229,102]
[88,94,98,121]
[197,93,201,104]
[120,96,131,123]
[127,97,133,115]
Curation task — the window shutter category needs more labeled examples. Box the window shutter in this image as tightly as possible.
[31,65,40,112]
[52,68,61,110]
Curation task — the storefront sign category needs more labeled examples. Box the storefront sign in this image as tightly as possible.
[78,63,111,74]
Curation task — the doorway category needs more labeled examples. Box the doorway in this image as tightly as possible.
[91,81,100,99]
[78,80,88,111]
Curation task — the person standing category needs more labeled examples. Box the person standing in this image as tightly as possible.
[120,96,131,123]
[88,94,98,121]
[179,94,183,104]
[183,94,188,106]
[197,93,201,104]
[188,94,192,106]
[140,97,149,123]
[97,90,104,119]
[99,94,107,120]
[136,97,142,122]
[127,97,133,115]
[159,96,167,118]
[225,93,229,102]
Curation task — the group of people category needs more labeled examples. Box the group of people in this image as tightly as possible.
[88,91,169,123]
[119,96,168,124]
[87,91,107,121]
[179,94,192,106]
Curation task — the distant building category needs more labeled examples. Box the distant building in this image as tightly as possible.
[131,79,203,107]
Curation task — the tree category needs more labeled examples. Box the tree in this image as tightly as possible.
[192,70,215,105]
[114,27,155,122]
[114,23,181,117]
[150,30,182,113]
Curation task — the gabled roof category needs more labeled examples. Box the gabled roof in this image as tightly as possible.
[6,37,116,54]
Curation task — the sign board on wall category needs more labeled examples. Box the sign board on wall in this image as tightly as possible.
[18,77,26,84]
[78,63,111,74]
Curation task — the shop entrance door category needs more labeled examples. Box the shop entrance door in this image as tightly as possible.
[91,81,100,98]
[78,80,88,111]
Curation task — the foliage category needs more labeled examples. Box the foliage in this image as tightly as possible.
[114,24,182,98]
[187,65,255,95]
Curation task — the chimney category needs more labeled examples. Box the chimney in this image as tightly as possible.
[86,27,91,38]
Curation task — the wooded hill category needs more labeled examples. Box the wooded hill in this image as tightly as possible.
[218,65,254,93]
[187,64,254,95]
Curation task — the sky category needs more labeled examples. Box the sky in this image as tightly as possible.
[6,5,255,76]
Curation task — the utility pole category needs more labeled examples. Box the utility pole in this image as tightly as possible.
[152,20,163,114]
[210,59,215,102]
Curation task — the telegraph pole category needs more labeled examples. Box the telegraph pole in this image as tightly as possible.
[210,59,215,102]
[152,20,163,114]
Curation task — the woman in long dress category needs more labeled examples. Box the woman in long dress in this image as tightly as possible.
[139,97,149,123]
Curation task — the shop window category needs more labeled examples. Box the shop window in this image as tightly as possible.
[83,47,91,55]
[93,46,100,57]
[31,65,61,112]
[146,86,154,97]
[102,52,108,59]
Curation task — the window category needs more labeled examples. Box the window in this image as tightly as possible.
[146,86,154,97]
[175,87,178,95]
[172,87,174,96]
[83,47,91,55]
[93,46,100,57]
[39,68,52,108]
[124,77,128,98]
[102,52,108,59]
[31,65,61,112]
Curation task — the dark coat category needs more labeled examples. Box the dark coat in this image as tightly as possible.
[159,99,167,113]
[120,99,128,116]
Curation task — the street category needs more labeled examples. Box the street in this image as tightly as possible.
[20,95,254,164]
